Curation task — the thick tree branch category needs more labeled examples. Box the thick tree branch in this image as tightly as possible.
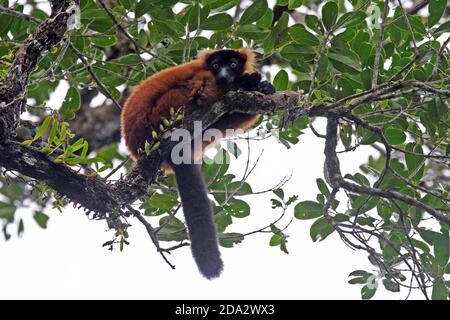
[0,91,300,214]
[0,141,118,213]
[0,0,76,140]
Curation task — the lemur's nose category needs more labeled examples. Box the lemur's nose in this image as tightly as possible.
[217,68,233,84]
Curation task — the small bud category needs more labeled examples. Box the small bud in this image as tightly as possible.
[40,146,53,154]
[151,130,158,139]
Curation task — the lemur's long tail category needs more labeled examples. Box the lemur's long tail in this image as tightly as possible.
[169,162,223,279]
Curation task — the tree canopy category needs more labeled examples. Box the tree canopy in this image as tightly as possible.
[0,0,449,300]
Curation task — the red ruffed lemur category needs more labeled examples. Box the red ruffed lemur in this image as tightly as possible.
[121,48,275,279]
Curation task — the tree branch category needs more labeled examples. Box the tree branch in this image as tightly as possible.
[324,117,450,226]
[0,0,75,140]
[0,6,43,24]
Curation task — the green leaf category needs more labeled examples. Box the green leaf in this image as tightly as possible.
[288,0,303,9]
[0,12,13,37]
[305,15,324,34]
[348,270,372,285]
[148,193,179,211]
[90,35,117,47]
[154,19,185,38]
[293,115,308,130]
[280,44,316,60]
[135,1,152,18]
[226,141,241,158]
[431,278,448,300]
[336,11,366,28]
[434,20,450,36]
[48,119,59,145]
[361,285,377,300]
[157,216,187,242]
[256,9,273,29]
[18,218,24,237]
[322,1,338,31]
[81,9,114,33]
[34,211,49,229]
[434,232,449,267]
[382,279,400,292]
[235,24,270,40]
[218,232,244,248]
[405,143,423,175]
[0,202,16,222]
[64,138,85,158]
[316,178,330,197]
[348,277,368,284]
[226,199,250,218]
[428,0,447,27]
[116,54,141,65]
[240,0,268,25]
[273,70,289,90]
[410,238,430,253]
[310,217,334,241]
[201,13,233,30]
[273,188,284,200]
[289,24,320,46]
[263,11,289,51]
[295,201,323,219]
[418,228,439,245]
[445,263,450,274]
[33,116,52,141]
[209,0,239,12]
[349,270,371,278]
[383,126,406,145]
[270,233,284,246]
[60,87,81,121]
[328,51,361,74]
[223,181,252,195]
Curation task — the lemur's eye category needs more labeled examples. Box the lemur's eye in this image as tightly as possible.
[230,62,237,68]
[212,63,219,70]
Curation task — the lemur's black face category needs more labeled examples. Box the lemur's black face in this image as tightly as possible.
[206,50,246,85]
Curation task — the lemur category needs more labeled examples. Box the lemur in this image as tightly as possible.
[121,48,275,279]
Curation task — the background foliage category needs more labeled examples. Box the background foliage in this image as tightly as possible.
[0,0,449,299]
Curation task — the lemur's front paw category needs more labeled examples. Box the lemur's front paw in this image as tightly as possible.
[236,72,262,91]
[236,72,275,94]
[258,80,276,94]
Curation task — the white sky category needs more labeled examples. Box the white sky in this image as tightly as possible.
[0,0,430,301]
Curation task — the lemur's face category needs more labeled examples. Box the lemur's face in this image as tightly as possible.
[206,50,246,85]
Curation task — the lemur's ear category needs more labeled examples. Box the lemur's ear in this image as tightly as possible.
[198,49,217,61]
[238,48,255,73]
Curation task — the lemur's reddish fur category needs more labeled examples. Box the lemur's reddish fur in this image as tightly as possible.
[121,48,268,279]
[121,48,258,166]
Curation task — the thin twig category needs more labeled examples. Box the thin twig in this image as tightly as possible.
[372,0,390,88]
[69,43,123,111]
[0,6,43,24]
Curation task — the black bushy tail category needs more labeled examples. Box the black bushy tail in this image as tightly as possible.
[169,162,223,279]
